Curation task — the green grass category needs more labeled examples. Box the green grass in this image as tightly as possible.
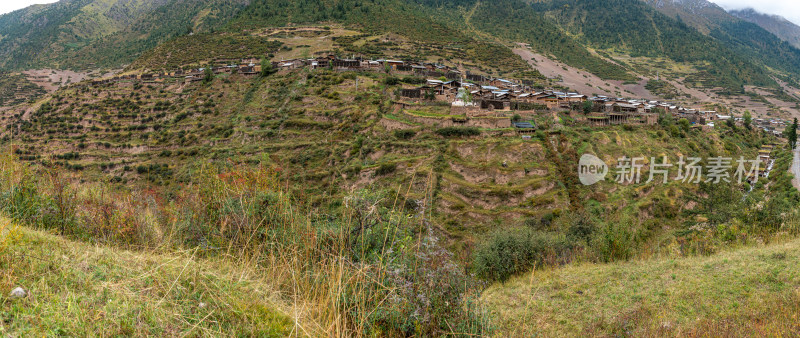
[406,109,464,119]
[0,223,293,336]
[482,236,800,336]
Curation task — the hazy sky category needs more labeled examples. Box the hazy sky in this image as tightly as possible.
[0,0,58,15]
[708,0,800,26]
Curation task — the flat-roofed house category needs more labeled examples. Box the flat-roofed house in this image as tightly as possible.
[332,59,361,70]
[533,92,559,109]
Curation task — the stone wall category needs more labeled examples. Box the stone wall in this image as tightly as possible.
[450,106,483,116]
[402,112,511,129]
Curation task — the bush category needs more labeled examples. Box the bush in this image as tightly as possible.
[591,219,637,262]
[435,127,480,137]
[473,228,573,282]
[400,76,426,84]
[374,163,396,176]
[679,118,690,132]
[343,190,491,336]
[393,129,416,140]
[383,77,399,85]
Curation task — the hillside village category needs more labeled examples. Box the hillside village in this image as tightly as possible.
[6,0,800,336]
[83,55,790,136]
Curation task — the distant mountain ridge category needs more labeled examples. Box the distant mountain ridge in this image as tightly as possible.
[730,8,800,49]
[639,0,800,86]
[641,0,734,34]
[3,0,800,93]
[0,0,248,70]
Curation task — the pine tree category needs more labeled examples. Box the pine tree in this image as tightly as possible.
[260,57,274,77]
[202,67,214,84]
[743,110,752,130]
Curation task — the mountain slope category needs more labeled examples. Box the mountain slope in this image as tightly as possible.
[640,0,800,84]
[2,0,800,92]
[0,0,248,70]
[640,0,734,33]
[730,8,800,49]
[532,0,775,90]
[228,0,633,79]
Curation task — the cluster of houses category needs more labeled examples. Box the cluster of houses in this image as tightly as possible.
[757,144,776,178]
[80,53,790,134]
[750,118,787,136]
[402,77,742,128]
[88,55,465,87]
[90,58,265,86]
[281,55,462,77]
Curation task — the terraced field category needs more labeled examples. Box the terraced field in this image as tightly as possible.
[0,67,780,255]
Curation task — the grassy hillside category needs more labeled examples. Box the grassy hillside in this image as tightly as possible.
[3,1,800,333]
[0,106,796,336]
[640,0,734,34]
[227,0,633,80]
[0,222,293,336]
[0,146,491,336]
[482,234,800,335]
[227,0,796,90]
[127,33,284,71]
[639,0,800,84]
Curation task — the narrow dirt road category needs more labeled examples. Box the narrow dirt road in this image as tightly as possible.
[791,146,800,190]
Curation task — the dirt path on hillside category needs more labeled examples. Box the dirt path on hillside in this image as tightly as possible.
[792,146,800,190]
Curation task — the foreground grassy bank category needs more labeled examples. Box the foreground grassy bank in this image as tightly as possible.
[482,234,800,336]
[0,222,293,336]
[0,150,490,336]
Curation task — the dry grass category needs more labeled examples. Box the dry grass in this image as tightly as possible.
[481,236,800,336]
[0,148,488,336]
[0,224,293,336]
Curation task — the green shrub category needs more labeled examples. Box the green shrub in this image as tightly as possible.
[400,76,425,84]
[591,219,637,262]
[679,118,690,132]
[435,127,480,137]
[393,129,416,140]
[473,228,573,282]
[383,77,399,85]
[374,163,396,176]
